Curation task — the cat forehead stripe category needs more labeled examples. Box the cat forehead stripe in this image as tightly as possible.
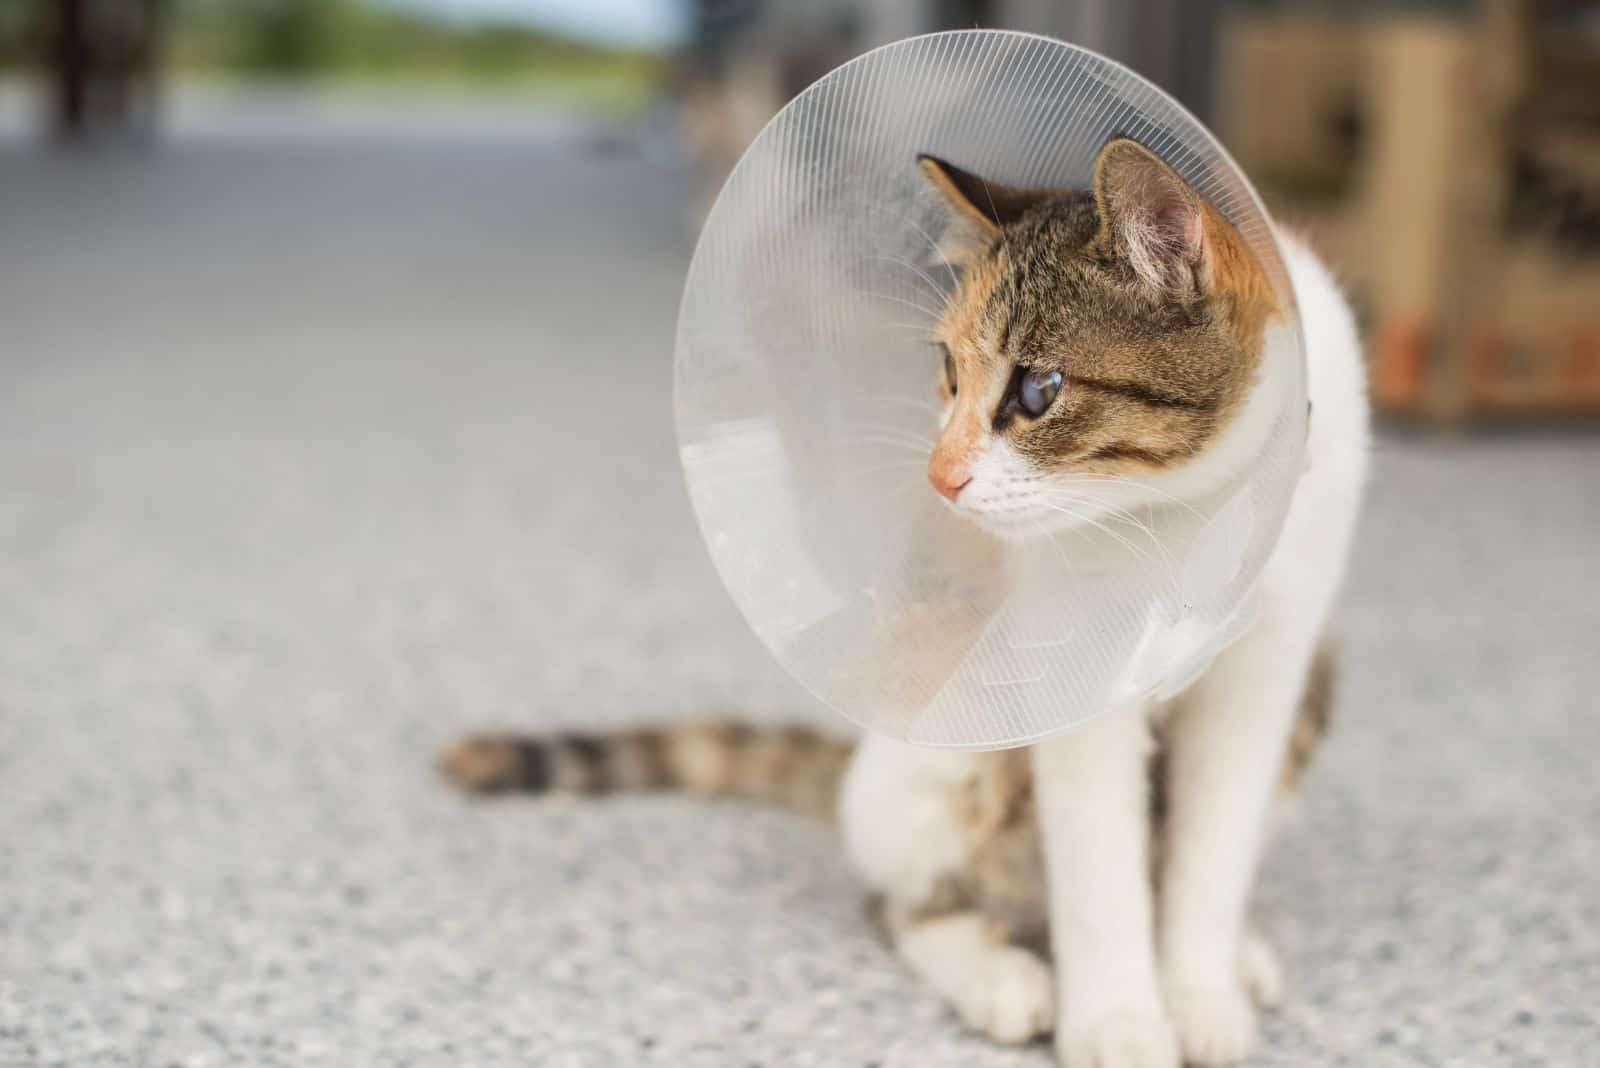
[1064,375,1221,413]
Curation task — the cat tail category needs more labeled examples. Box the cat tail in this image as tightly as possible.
[439,721,853,823]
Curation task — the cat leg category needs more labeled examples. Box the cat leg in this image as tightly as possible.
[1034,706,1179,1068]
[1238,927,1283,1009]
[842,736,1055,1044]
[838,733,979,910]
[891,908,1056,1044]
[1157,605,1320,1065]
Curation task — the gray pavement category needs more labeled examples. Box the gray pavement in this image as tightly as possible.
[1,117,1596,1068]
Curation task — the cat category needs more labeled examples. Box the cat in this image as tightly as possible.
[442,137,1370,1068]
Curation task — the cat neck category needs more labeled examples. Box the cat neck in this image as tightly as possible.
[1141,315,1302,513]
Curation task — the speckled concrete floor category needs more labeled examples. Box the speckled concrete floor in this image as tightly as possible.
[1,121,1596,1068]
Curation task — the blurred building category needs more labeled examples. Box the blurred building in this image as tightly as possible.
[1220,0,1600,419]
[9,0,1596,423]
[858,0,1227,117]
[16,0,165,139]
[682,0,1600,422]
[680,0,1226,214]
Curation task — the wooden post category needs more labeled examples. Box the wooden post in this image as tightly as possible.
[1432,0,1531,419]
[1362,19,1474,419]
[42,0,165,141]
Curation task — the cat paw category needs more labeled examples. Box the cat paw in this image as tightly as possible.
[1055,1008,1179,1068]
[954,946,1056,1044]
[1164,982,1257,1066]
[1238,929,1284,1009]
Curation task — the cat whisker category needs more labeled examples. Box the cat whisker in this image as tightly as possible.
[899,212,961,291]
[1043,478,1206,520]
[882,396,944,417]
[1092,504,1185,587]
[1039,489,1186,584]
[843,417,933,436]
[868,254,951,307]
[870,321,942,338]
[1037,481,1194,576]
[845,416,934,436]
[1044,514,1153,572]
[842,421,936,447]
[978,176,1012,259]
[1039,496,1186,595]
[839,437,933,457]
[860,204,962,292]
[864,290,944,322]
[1035,499,1154,565]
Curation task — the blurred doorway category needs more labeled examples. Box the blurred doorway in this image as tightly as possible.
[31,0,166,139]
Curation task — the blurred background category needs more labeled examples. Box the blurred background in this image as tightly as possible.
[5,0,1597,415]
[1,2,1596,1067]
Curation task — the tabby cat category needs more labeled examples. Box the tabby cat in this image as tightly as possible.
[443,137,1369,1068]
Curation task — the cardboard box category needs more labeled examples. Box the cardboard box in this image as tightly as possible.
[1218,15,1367,197]
[1224,10,1600,421]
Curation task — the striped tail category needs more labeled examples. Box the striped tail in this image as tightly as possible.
[440,721,853,823]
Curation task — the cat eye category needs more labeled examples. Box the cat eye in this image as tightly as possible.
[1017,369,1063,418]
[940,344,957,396]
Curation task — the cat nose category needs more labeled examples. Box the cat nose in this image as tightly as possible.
[927,453,973,502]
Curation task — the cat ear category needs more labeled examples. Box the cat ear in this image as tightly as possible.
[917,155,1055,231]
[1092,137,1207,297]
[917,155,1053,263]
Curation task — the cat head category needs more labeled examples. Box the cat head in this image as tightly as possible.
[917,137,1278,538]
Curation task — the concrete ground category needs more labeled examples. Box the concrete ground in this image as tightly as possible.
[1,109,1596,1068]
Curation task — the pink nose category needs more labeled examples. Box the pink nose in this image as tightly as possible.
[927,456,972,502]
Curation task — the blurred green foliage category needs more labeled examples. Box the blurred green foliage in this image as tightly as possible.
[0,4,30,68]
[168,0,665,104]
[227,0,356,74]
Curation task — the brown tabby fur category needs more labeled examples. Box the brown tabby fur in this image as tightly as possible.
[441,644,1332,953]
[921,139,1278,475]
[896,643,1335,955]
[442,721,852,824]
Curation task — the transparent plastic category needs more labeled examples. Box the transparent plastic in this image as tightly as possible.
[675,31,1307,748]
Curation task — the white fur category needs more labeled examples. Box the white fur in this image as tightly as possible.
[840,234,1369,1067]
[893,911,1057,1044]
[1033,703,1179,1066]
[840,737,974,905]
